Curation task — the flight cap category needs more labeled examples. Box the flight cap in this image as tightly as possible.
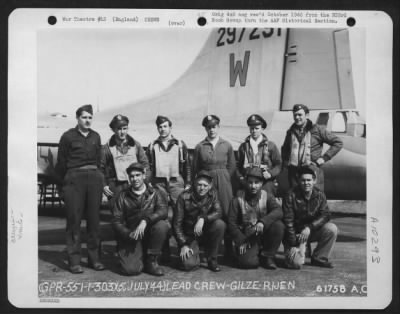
[109,114,129,129]
[202,115,220,128]
[126,162,146,174]
[196,170,213,183]
[247,114,267,128]
[246,167,264,180]
[292,104,309,114]
[155,115,172,127]
[76,104,93,117]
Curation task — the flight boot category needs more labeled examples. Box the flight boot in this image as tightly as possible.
[145,254,165,276]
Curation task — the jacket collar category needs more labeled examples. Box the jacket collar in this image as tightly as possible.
[244,133,268,145]
[244,189,262,202]
[153,135,179,146]
[190,188,214,202]
[294,185,319,201]
[127,183,155,198]
[289,119,313,133]
[199,137,226,146]
[108,134,136,147]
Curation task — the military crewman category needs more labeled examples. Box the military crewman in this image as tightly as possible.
[112,162,170,276]
[147,115,191,207]
[237,114,282,196]
[283,166,338,269]
[228,167,284,269]
[101,114,149,211]
[173,171,226,272]
[281,104,343,191]
[55,104,105,274]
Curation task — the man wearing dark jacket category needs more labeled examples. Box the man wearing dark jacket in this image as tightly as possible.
[173,171,226,272]
[281,104,343,191]
[228,167,284,269]
[101,114,149,211]
[55,104,105,274]
[236,114,282,196]
[283,166,338,268]
[112,162,169,276]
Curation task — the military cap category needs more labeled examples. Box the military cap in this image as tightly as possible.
[126,162,145,174]
[76,104,93,117]
[109,114,129,130]
[196,170,213,183]
[246,167,264,180]
[247,114,267,129]
[202,115,220,128]
[297,166,316,178]
[155,115,172,127]
[292,104,309,114]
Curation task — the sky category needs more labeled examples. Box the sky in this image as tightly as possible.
[37,28,212,116]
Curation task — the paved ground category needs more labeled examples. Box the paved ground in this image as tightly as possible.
[38,205,367,298]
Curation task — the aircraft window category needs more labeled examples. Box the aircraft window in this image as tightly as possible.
[347,111,366,137]
[316,113,329,126]
[332,112,346,133]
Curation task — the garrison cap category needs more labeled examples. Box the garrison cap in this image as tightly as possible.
[155,115,172,126]
[76,104,93,117]
[196,170,213,183]
[292,104,309,114]
[297,166,316,178]
[246,167,264,180]
[126,162,145,174]
[109,114,129,130]
[202,115,220,128]
[247,114,267,129]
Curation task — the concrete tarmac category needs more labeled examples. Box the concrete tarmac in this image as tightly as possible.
[38,205,366,298]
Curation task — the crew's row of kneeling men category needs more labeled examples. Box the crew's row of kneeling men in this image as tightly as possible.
[112,162,337,276]
[55,104,341,274]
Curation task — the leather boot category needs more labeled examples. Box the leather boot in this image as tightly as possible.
[145,255,164,276]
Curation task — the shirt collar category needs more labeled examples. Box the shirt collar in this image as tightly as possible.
[74,125,93,136]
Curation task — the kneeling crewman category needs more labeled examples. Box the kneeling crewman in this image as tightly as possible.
[283,166,338,269]
[228,167,284,269]
[173,171,226,272]
[111,162,169,276]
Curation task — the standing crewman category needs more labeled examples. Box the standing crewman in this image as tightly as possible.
[55,104,105,274]
[147,115,191,207]
[281,104,343,191]
[101,114,149,211]
[237,114,282,196]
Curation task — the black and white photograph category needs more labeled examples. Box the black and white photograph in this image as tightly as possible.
[7,9,393,308]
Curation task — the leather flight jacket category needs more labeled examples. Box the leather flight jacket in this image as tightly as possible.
[173,188,222,247]
[283,186,331,247]
[112,184,168,241]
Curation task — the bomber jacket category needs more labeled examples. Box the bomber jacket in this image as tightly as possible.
[283,186,331,247]
[100,134,149,185]
[228,190,283,246]
[112,184,168,241]
[236,134,282,179]
[281,119,343,167]
[147,136,191,185]
[173,188,222,247]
